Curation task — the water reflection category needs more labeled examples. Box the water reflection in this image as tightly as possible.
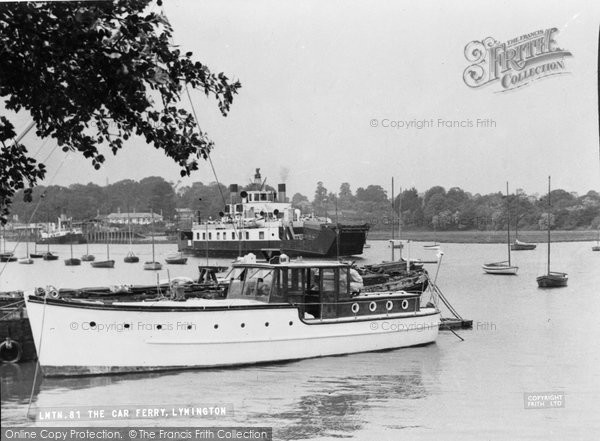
[266,373,426,440]
[0,362,42,405]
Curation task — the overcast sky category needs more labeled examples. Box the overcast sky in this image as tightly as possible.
[6,0,600,198]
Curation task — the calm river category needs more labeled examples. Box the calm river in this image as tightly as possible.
[1,240,599,440]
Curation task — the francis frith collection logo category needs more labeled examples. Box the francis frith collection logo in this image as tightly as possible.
[463,28,572,92]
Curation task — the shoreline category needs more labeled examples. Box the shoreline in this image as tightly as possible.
[367,229,599,244]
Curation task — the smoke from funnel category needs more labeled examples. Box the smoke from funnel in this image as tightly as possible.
[280,166,289,183]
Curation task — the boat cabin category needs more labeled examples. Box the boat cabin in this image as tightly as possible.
[226,254,421,320]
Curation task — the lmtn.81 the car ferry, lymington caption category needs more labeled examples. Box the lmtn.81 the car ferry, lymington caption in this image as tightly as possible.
[25,254,441,376]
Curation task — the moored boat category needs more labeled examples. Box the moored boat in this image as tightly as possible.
[124,251,140,263]
[483,183,518,275]
[42,252,59,261]
[537,176,567,288]
[90,259,115,268]
[0,253,17,262]
[482,261,518,275]
[511,239,537,251]
[165,252,187,264]
[536,271,568,288]
[177,169,369,258]
[24,253,440,377]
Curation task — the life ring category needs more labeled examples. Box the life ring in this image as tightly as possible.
[386,300,393,311]
[369,302,377,312]
[351,303,360,314]
[401,299,409,310]
[0,338,22,363]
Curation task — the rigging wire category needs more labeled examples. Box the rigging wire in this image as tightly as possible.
[184,84,240,241]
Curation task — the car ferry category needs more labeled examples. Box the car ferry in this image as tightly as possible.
[177,169,369,258]
[25,254,440,377]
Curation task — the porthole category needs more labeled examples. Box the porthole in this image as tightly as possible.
[369,302,377,312]
[351,303,360,314]
[401,299,409,310]
[386,300,393,311]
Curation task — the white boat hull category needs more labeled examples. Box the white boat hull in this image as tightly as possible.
[24,297,440,376]
[482,262,518,275]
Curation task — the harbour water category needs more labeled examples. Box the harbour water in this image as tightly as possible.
[1,240,599,440]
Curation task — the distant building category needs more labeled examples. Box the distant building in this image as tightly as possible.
[175,208,195,221]
[105,212,163,225]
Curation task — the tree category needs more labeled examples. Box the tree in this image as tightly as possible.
[355,185,387,203]
[338,182,355,209]
[313,181,328,209]
[0,0,241,223]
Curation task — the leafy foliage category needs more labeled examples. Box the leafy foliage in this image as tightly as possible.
[7,178,600,231]
[0,0,241,223]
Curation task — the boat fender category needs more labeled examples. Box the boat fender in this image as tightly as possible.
[369,302,377,312]
[351,303,360,314]
[386,300,393,311]
[35,287,45,296]
[401,299,409,310]
[45,285,59,299]
[0,338,22,363]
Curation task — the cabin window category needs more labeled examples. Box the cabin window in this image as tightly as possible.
[319,268,339,319]
[236,204,243,213]
[245,232,249,240]
[217,232,220,240]
[196,232,200,240]
[208,232,212,240]
[228,268,275,302]
[231,232,235,240]
[259,231,265,240]
[260,193,267,201]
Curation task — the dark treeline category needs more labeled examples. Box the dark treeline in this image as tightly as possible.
[8,178,600,231]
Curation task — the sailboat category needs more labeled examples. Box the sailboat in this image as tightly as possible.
[423,225,440,250]
[41,213,58,260]
[143,211,162,270]
[482,183,518,275]
[81,225,95,261]
[81,240,95,261]
[19,229,34,264]
[90,227,115,268]
[536,176,567,288]
[124,212,139,263]
[0,226,17,262]
[510,196,536,250]
[30,230,44,258]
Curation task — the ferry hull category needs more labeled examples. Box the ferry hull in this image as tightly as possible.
[25,297,439,377]
[37,233,87,245]
[178,223,369,258]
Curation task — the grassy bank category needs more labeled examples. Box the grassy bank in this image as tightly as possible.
[367,229,599,244]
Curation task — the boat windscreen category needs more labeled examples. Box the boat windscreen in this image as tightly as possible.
[228,268,275,302]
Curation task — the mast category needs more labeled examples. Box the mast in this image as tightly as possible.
[547,176,551,274]
[398,187,402,241]
[506,182,511,266]
[391,177,395,261]
[151,211,156,262]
